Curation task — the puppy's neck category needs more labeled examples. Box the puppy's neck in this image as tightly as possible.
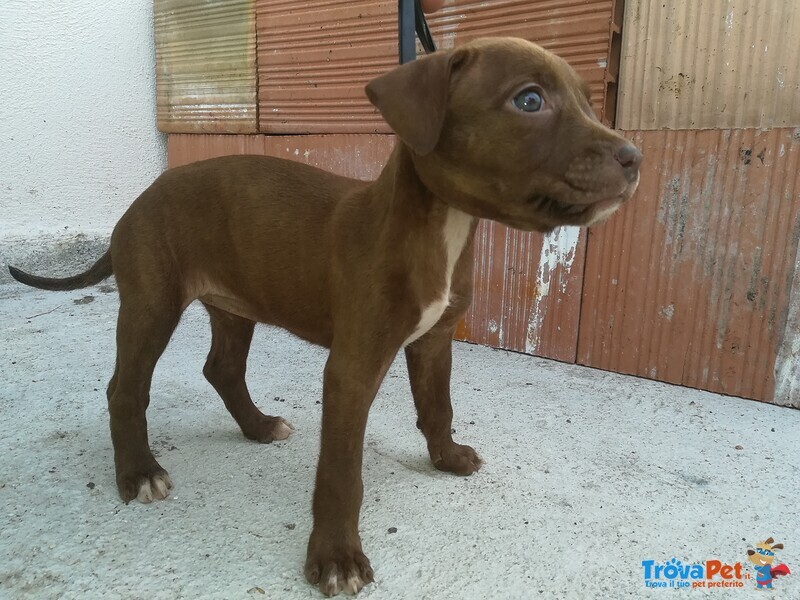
[366,143,475,344]
[372,143,472,227]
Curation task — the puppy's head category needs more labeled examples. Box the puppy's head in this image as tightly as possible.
[366,37,642,231]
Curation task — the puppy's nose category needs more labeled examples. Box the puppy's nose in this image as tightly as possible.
[615,143,643,179]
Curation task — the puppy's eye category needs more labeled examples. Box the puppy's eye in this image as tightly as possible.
[513,88,543,112]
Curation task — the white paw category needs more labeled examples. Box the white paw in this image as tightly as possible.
[324,572,366,596]
[272,418,294,441]
[342,575,365,595]
[136,473,173,503]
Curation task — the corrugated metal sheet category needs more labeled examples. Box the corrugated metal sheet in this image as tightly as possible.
[617,1,800,130]
[167,133,269,166]
[155,0,258,133]
[257,0,618,133]
[578,128,800,403]
[167,133,394,180]
[256,0,396,133]
[456,222,586,362]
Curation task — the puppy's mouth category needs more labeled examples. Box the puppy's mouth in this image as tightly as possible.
[527,193,623,222]
[530,176,639,226]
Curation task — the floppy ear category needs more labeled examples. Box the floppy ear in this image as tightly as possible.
[772,543,784,550]
[365,50,458,156]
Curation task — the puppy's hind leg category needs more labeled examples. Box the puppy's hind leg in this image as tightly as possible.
[202,303,294,443]
[109,297,181,504]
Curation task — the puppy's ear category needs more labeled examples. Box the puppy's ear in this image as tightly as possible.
[365,50,462,156]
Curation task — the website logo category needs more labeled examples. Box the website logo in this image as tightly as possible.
[642,537,792,590]
[641,558,747,589]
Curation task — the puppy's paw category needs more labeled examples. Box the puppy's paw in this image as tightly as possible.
[136,472,173,503]
[243,416,295,443]
[432,442,483,476]
[117,468,173,504]
[305,546,374,596]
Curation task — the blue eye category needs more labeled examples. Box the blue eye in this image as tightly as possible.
[513,88,543,112]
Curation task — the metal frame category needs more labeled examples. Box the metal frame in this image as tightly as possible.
[398,0,416,64]
[398,0,436,64]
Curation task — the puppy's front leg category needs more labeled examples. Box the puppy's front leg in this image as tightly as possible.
[305,347,393,596]
[405,324,483,476]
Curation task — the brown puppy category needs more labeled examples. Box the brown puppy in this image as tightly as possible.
[9,38,641,596]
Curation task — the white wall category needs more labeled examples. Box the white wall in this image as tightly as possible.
[0,0,167,240]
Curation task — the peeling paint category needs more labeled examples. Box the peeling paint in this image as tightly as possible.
[658,72,693,99]
[526,226,580,354]
[746,246,763,304]
[659,304,675,320]
[724,8,734,31]
[774,229,800,408]
[657,176,689,261]
[435,21,459,50]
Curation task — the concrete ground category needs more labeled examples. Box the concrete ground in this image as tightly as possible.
[1,280,798,599]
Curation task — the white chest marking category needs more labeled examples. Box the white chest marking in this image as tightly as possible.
[404,208,473,346]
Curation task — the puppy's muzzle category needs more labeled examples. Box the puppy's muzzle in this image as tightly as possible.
[564,141,642,203]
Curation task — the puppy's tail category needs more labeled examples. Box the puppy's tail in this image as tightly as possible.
[8,250,113,291]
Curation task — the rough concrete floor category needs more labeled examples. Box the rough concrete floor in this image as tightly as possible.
[1,281,798,600]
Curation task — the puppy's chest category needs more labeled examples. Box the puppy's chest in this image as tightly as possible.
[403,209,473,346]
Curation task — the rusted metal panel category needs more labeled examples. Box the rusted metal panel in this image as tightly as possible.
[155,0,258,133]
[167,134,267,167]
[167,133,395,180]
[257,0,619,133]
[256,0,396,134]
[617,1,800,130]
[578,128,800,403]
[456,222,586,362]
